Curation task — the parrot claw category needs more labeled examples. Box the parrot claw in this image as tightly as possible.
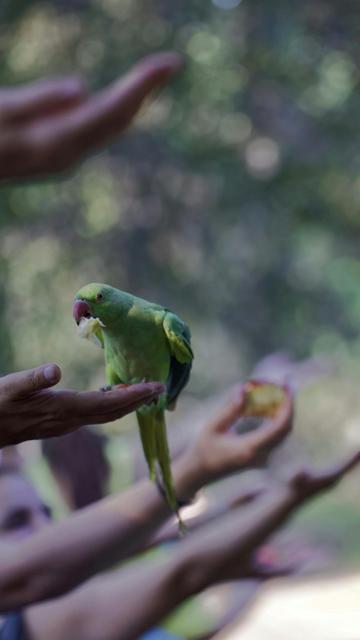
[100,383,131,392]
[144,396,158,406]
[100,384,113,392]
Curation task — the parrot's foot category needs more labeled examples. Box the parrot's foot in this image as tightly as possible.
[100,384,113,392]
[100,383,131,392]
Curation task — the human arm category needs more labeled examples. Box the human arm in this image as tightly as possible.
[0,381,292,610]
[23,450,360,640]
[0,52,182,181]
[149,381,293,544]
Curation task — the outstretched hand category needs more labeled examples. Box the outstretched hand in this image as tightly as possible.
[0,364,165,447]
[0,52,182,181]
[222,451,360,580]
[287,449,360,503]
[180,381,293,493]
[177,448,360,589]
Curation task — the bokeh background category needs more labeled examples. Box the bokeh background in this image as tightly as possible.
[2,0,360,391]
[1,1,360,638]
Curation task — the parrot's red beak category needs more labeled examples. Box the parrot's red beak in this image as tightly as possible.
[73,300,92,325]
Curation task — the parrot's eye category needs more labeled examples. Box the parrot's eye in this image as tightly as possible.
[96,293,104,302]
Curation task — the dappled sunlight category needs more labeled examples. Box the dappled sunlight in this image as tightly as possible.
[244,137,281,180]
[7,6,81,74]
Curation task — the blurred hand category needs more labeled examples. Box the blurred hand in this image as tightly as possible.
[0,363,165,447]
[190,448,360,586]
[219,452,360,581]
[287,449,360,502]
[181,381,293,493]
[0,52,182,181]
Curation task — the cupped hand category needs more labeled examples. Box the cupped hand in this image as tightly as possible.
[0,363,165,447]
[0,52,183,181]
[183,381,293,493]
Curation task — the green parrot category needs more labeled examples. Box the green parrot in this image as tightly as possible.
[72,283,193,526]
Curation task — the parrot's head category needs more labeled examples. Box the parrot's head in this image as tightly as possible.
[73,282,121,330]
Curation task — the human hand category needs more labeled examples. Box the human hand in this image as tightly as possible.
[0,52,182,181]
[286,449,360,505]
[176,448,360,591]
[0,363,165,447]
[177,381,293,496]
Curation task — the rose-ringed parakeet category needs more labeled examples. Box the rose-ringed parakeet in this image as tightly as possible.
[72,283,193,526]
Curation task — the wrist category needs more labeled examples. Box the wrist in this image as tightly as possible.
[173,449,208,502]
[169,544,209,599]
[274,481,301,510]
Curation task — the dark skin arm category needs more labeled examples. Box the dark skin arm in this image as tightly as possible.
[0,52,182,181]
[0,363,165,447]
[150,381,293,546]
[24,450,360,640]
[0,381,292,610]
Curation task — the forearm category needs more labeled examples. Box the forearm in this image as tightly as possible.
[21,469,351,640]
[174,485,298,590]
[25,556,192,640]
[147,486,259,549]
[59,559,187,640]
[0,480,166,611]
[0,453,201,612]
[23,484,299,640]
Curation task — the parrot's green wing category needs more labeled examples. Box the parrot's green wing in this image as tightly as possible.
[163,312,193,410]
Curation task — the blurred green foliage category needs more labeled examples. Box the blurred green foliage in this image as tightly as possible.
[2,7,360,635]
[1,0,360,400]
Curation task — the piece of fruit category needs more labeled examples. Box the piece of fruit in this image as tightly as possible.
[243,380,287,418]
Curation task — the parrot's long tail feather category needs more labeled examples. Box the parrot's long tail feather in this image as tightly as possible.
[136,411,157,481]
[137,409,186,534]
[154,410,177,510]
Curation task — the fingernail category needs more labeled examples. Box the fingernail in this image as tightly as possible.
[44,364,59,383]
[140,52,184,81]
[146,382,166,394]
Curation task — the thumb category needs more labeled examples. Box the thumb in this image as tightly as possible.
[5,363,62,398]
[206,384,246,435]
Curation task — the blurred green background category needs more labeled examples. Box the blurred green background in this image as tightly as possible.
[1,0,360,394]
[1,2,360,637]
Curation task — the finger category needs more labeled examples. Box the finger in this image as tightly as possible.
[84,397,156,425]
[2,364,62,399]
[61,381,166,419]
[329,449,360,479]
[206,384,246,435]
[238,385,293,454]
[308,450,360,490]
[248,560,298,581]
[31,52,183,161]
[290,451,360,499]
[0,77,86,124]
